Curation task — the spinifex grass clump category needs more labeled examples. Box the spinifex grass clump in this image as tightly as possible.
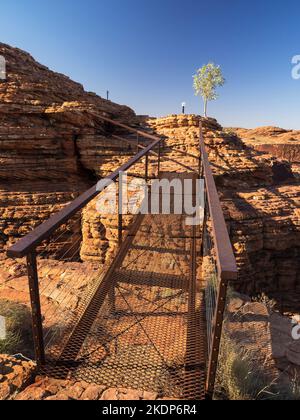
[0,299,33,358]
[215,333,300,400]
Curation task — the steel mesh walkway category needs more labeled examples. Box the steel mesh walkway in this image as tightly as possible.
[43,210,206,400]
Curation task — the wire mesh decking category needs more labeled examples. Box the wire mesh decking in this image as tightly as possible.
[42,214,206,400]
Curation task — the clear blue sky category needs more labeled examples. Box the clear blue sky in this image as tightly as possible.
[1,0,299,128]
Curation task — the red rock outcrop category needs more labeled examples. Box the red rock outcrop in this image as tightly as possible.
[0,355,36,400]
[1,44,300,400]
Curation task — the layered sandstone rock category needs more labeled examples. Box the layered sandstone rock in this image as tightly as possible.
[0,43,135,182]
[150,115,294,187]
[0,43,300,399]
[0,44,161,336]
[0,355,36,400]
[148,115,300,310]
[0,43,139,256]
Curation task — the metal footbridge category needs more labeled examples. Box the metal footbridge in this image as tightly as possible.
[8,116,237,400]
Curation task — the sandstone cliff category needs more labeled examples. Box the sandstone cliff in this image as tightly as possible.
[0,43,138,255]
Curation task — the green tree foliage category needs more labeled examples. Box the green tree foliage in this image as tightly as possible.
[193,63,225,117]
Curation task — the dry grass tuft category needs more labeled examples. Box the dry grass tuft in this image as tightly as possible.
[0,300,33,357]
[215,332,300,400]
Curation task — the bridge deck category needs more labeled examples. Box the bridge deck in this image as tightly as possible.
[44,210,206,400]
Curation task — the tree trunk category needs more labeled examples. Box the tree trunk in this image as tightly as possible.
[204,99,207,117]
[204,99,207,118]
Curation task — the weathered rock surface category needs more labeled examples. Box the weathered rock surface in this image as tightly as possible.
[0,355,36,400]
[15,376,159,400]
[3,42,297,309]
[0,44,300,400]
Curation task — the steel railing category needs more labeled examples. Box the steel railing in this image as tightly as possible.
[199,121,238,397]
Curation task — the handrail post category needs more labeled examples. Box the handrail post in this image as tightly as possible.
[26,251,45,367]
[206,273,229,398]
[158,140,161,178]
[118,178,123,247]
[118,214,123,247]
[136,133,139,154]
[201,189,208,256]
[199,120,203,176]
[145,152,149,183]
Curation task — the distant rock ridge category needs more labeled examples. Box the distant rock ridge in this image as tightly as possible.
[0,42,134,113]
[0,42,136,181]
[231,126,300,176]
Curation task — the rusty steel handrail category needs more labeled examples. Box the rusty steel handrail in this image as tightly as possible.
[7,125,161,259]
[90,112,160,143]
[199,121,238,398]
[111,134,198,175]
[199,123,237,281]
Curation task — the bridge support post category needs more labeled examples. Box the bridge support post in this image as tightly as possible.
[26,251,45,368]
[145,153,149,183]
[118,176,124,247]
[158,141,161,177]
[118,213,123,247]
[199,120,203,177]
[206,273,228,398]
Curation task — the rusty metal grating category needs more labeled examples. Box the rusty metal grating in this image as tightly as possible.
[42,214,206,400]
